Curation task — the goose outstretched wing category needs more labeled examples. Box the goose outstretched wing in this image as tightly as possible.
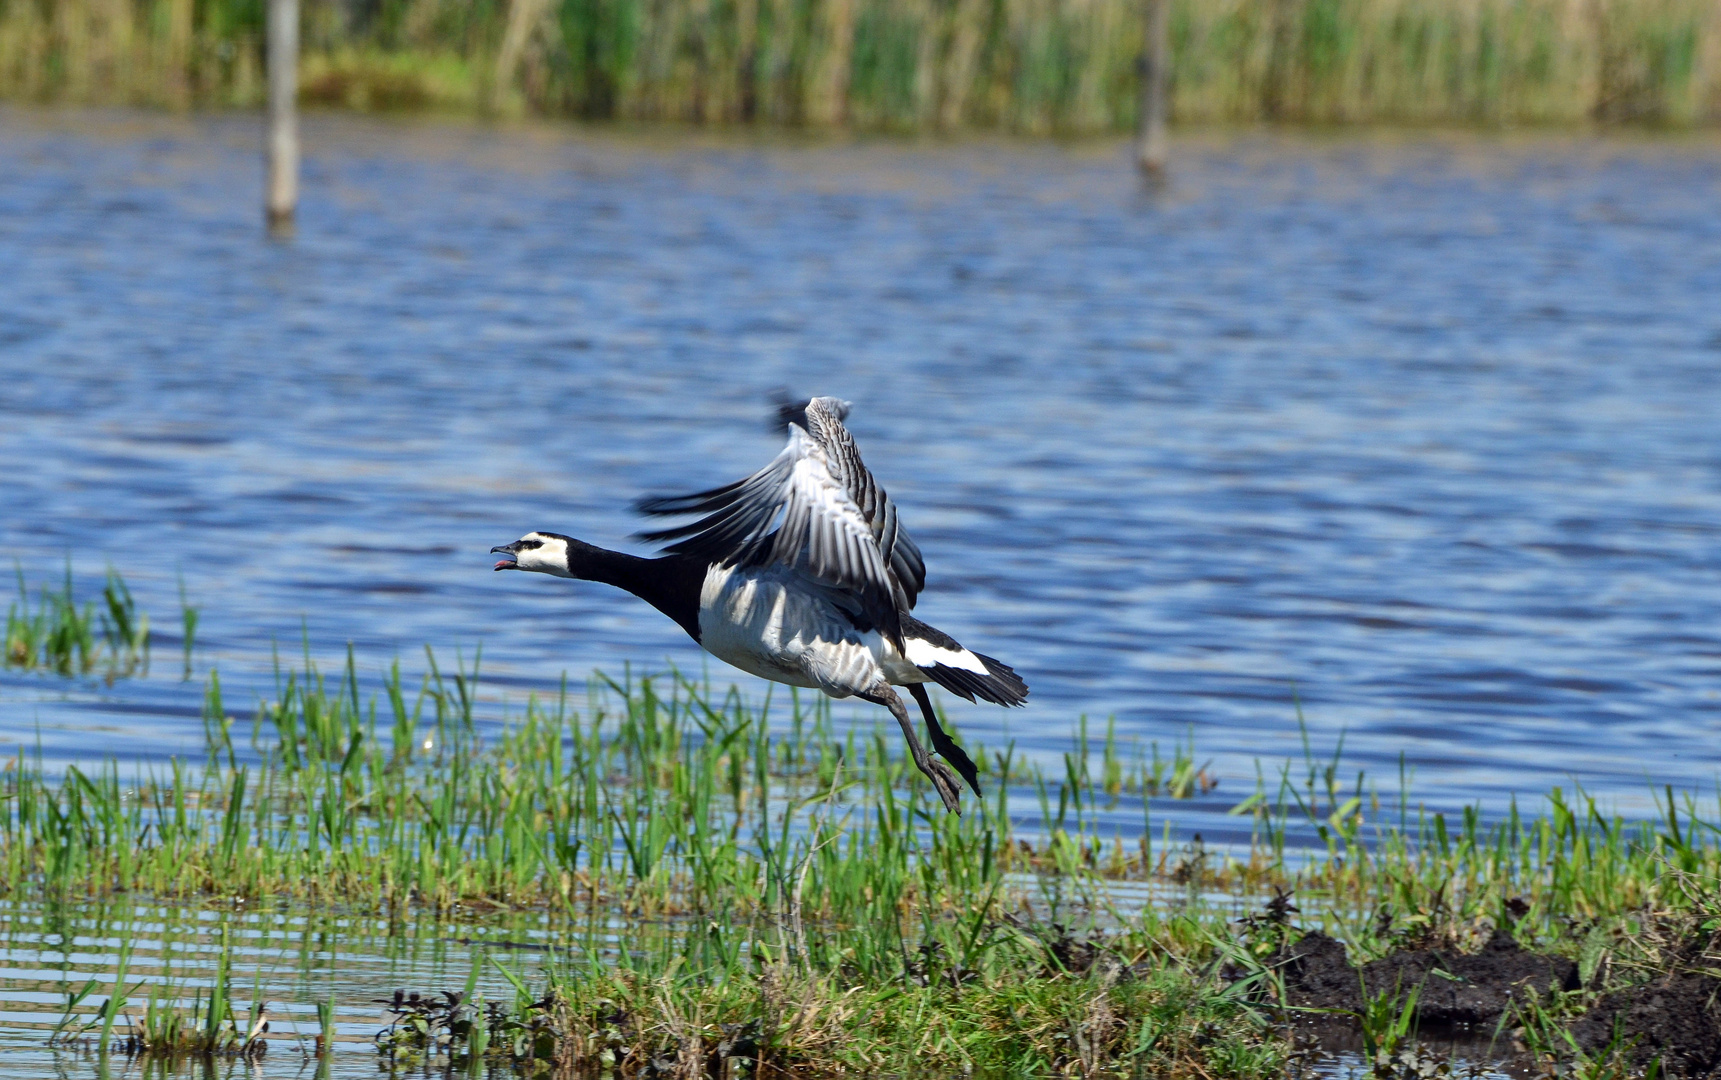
[635,397,926,644]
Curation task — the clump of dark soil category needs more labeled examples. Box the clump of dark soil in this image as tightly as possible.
[1273,928,1721,1076]
[1569,970,1721,1078]
[1275,929,1579,1028]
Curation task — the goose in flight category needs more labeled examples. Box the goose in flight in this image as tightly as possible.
[489,396,1027,813]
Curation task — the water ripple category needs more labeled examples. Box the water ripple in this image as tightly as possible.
[1,111,1719,819]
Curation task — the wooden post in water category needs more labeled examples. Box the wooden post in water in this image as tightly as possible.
[493,0,550,114]
[1135,0,1169,177]
[265,0,299,236]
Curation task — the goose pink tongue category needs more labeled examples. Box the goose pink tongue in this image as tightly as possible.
[493,559,513,571]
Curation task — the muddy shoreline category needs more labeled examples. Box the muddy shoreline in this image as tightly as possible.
[1273,929,1721,1077]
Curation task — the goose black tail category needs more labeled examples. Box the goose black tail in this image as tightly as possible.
[921,651,1029,707]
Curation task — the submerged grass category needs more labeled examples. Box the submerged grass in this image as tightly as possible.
[3,633,1719,1073]
[42,908,274,1063]
[3,0,1719,130]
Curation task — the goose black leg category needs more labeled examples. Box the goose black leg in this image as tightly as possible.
[859,683,962,814]
[907,683,982,799]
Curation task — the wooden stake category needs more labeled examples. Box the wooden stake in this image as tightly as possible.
[1135,0,1168,177]
[493,0,550,115]
[265,0,299,236]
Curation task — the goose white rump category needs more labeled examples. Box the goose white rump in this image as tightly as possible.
[697,563,990,696]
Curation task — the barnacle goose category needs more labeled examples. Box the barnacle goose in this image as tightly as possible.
[490,395,1027,814]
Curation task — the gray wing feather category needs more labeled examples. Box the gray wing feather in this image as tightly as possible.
[799,400,926,600]
[637,397,925,643]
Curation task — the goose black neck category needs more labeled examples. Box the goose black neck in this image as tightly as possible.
[553,534,706,643]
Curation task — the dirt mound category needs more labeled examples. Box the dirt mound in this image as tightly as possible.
[1273,932,1361,1006]
[1276,930,1579,1028]
[1569,970,1721,1078]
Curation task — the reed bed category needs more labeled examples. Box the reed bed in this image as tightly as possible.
[2,0,1718,129]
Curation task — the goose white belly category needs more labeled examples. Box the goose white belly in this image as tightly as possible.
[696,564,930,696]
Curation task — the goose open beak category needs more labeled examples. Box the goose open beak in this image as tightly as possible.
[490,543,519,571]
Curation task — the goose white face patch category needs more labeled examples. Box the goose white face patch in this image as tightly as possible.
[515,534,572,577]
[904,637,988,674]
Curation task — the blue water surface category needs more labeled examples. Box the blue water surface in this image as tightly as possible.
[2,108,1719,824]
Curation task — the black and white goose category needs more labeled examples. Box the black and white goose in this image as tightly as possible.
[489,396,1027,814]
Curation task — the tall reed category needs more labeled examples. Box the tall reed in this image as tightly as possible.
[2,0,1717,128]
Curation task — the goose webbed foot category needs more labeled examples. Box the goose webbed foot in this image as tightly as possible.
[863,682,963,815]
[908,682,982,799]
[923,756,964,814]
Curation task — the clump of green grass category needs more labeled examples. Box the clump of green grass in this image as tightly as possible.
[5,564,149,677]
[1088,715,1218,800]
[178,573,198,680]
[5,565,94,674]
[16,636,1296,1075]
[1509,987,1660,1080]
[1355,980,1421,1075]
[47,917,269,1063]
[367,928,1290,1076]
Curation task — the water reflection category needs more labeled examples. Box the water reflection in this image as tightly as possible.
[0,898,543,1079]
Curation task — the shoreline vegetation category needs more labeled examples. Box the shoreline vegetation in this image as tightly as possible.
[8,570,1721,1075]
[2,0,1719,133]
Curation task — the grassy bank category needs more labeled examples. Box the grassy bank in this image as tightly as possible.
[6,648,1721,1073]
[8,571,1721,1074]
[3,0,1718,131]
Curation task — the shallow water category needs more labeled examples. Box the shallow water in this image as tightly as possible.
[2,108,1720,829]
[0,897,547,1078]
[0,893,1527,1080]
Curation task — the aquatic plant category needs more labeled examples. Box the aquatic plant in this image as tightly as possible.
[44,916,271,1061]
[178,573,198,679]
[1355,980,1421,1075]
[4,564,149,677]
[2,0,1717,130]
[0,640,1273,943]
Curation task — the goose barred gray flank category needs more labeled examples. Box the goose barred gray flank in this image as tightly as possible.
[489,395,1027,814]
